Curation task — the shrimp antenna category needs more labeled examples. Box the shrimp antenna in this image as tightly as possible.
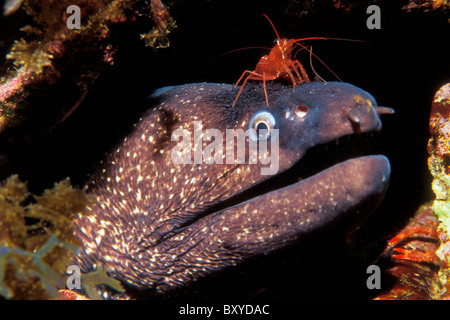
[309,46,326,82]
[215,46,272,59]
[293,40,342,82]
[262,14,281,40]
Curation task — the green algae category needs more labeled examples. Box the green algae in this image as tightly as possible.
[0,175,91,299]
[80,265,125,300]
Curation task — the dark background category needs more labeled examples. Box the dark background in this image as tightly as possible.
[1,0,449,299]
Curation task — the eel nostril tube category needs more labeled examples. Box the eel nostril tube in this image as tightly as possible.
[375,106,395,115]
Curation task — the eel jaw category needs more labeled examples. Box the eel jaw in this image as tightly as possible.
[150,155,390,293]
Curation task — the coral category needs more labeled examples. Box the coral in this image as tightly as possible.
[429,84,450,229]
[376,83,450,300]
[140,0,176,49]
[6,39,52,74]
[57,289,90,300]
[375,204,443,300]
[0,0,175,136]
[285,0,319,18]
[428,83,450,298]
[402,0,449,12]
[0,175,92,299]
[332,0,364,14]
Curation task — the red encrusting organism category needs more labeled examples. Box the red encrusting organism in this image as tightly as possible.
[375,204,445,300]
[232,14,336,109]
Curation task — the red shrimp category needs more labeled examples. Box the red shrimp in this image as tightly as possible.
[232,14,333,108]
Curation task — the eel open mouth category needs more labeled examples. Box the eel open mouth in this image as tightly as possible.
[186,82,395,227]
[161,128,391,293]
[192,129,388,223]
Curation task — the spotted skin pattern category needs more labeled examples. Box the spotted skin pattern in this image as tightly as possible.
[74,82,391,294]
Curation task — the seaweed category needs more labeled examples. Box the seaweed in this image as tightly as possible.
[0,175,92,299]
[140,0,176,49]
[0,0,176,136]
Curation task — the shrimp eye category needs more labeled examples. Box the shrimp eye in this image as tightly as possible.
[249,111,276,141]
[295,105,308,119]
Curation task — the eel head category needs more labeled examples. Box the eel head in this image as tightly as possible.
[74,81,392,295]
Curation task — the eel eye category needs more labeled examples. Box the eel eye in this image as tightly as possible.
[249,111,276,141]
[295,105,308,119]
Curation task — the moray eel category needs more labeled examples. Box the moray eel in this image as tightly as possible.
[74,81,391,296]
